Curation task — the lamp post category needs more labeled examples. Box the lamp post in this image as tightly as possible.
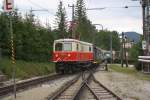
[110,32,113,64]
[93,24,104,31]
[92,24,104,44]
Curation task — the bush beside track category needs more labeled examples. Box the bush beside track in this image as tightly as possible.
[0,58,55,80]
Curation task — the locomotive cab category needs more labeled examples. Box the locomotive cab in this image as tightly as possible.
[54,42,72,52]
[52,39,94,74]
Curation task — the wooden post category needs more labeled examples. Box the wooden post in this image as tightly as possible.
[105,60,108,71]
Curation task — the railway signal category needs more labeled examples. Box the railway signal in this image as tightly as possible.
[121,32,128,67]
[142,41,147,50]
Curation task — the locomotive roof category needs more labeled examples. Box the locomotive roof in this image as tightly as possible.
[54,39,93,46]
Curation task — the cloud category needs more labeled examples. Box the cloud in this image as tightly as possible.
[86,0,142,33]
[0,0,142,33]
[94,17,142,33]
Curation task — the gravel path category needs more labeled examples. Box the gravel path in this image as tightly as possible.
[94,70,150,100]
[1,75,76,100]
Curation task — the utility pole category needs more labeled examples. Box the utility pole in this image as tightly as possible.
[110,32,113,64]
[10,12,16,99]
[147,0,150,55]
[121,32,128,67]
[142,0,147,55]
[3,0,16,98]
[124,36,128,67]
[140,0,150,55]
[68,4,75,39]
[121,32,124,67]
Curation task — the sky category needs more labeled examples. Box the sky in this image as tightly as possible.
[0,0,142,34]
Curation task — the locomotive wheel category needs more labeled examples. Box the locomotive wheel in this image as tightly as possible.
[55,64,61,74]
[61,70,65,74]
[68,66,73,73]
[55,63,65,74]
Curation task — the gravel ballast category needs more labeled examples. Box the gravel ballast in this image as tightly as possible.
[94,70,150,100]
[1,75,76,100]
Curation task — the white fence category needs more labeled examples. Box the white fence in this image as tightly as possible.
[138,56,150,73]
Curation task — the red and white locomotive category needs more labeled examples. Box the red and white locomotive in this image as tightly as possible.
[52,39,104,73]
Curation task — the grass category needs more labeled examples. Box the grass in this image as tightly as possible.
[109,64,150,81]
[0,58,55,79]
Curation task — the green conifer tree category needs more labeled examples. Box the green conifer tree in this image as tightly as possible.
[55,1,67,38]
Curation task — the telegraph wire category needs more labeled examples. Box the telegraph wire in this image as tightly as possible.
[28,0,48,10]
[86,5,140,10]
[27,0,54,15]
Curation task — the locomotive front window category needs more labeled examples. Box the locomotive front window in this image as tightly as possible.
[55,42,72,51]
[63,43,72,51]
[55,43,63,51]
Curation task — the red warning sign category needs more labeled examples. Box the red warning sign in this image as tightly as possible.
[3,0,14,12]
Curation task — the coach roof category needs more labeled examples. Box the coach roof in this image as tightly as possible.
[54,39,93,46]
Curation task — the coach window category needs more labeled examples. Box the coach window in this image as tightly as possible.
[55,43,63,51]
[63,43,72,51]
[89,46,92,52]
[76,44,79,51]
[81,45,84,51]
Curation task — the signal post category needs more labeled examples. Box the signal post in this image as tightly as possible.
[3,0,16,98]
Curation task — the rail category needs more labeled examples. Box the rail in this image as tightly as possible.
[0,74,63,97]
[48,67,121,100]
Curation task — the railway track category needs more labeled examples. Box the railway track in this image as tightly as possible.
[48,72,88,100]
[0,73,65,97]
[49,70,121,100]
[80,75,121,100]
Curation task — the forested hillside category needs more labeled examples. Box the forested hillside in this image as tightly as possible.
[0,10,54,62]
[0,0,120,62]
[0,0,121,79]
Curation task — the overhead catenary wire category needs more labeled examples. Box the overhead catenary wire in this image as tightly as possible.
[28,0,49,11]
[86,5,141,10]
[27,0,54,15]
[0,1,54,15]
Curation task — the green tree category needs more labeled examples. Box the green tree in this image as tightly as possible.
[75,0,96,42]
[21,11,54,61]
[129,42,142,70]
[129,42,142,61]
[75,0,87,40]
[0,9,54,62]
[0,12,10,57]
[11,9,25,60]
[55,1,67,38]
[94,30,120,51]
[75,0,87,22]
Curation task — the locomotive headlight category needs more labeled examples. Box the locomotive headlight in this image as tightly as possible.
[55,54,58,57]
[68,54,71,57]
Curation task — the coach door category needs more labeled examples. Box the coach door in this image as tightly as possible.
[93,46,97,61]
[76,43,80,61]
